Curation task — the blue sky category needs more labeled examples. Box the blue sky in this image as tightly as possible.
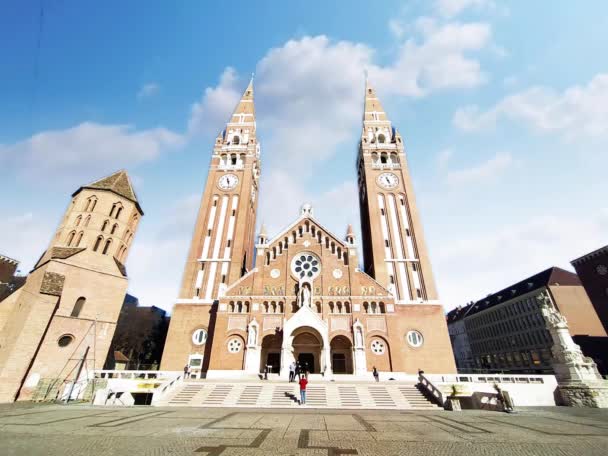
[1,0,607,312]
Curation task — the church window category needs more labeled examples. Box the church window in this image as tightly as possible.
[111,224,118,235]
[233,135,240,145]
[75,215,82,226]
[93,236,103,252]
[101,220,109,231]
[115,206,123,219]
[378,134,386,144]
[192,329,208,345]
[71,297,86,317]
[102,239,112,255]
[66,231,76,246]
[231,154,237,165]
[380,153,387,163]
[227,337,243,353]
[292,252,321,279]
[58,334,74,347]
[75,231,84,247]
[370,339,385,355]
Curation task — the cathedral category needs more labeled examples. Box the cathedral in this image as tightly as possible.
[160,79,456,378]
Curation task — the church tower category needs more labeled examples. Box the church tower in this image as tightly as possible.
[357,80,438,304]
[179,79,260,302]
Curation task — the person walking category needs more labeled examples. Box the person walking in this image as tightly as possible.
[372,366,379,382]
[289,362,296,383]
[299,375,308,405]
[183,364,189,379]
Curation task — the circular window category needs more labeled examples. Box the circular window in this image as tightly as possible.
[370,339,385,355]
[58,334,74,347]
[406,330,424,348]
[227,338,243,353]
[596,264,608,276]
[192,329,208,346]
[291,252,321,280]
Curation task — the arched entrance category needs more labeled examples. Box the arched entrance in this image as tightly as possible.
[260,333,282,374]
[292,327,323,373]
[330,335,353,374]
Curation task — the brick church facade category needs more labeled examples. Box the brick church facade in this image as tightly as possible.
[160,80,456,378]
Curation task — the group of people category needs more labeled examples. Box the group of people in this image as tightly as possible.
[288,361,310,405]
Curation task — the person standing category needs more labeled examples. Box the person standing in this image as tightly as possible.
[183,364,189,379]
[299,375,308,405]
[372,366,379,382]
[289,362,296,383]
[295,362,301,380]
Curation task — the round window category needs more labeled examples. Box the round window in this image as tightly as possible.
[370,339,385,355]
[228,338,243,353]
[58,334,74,347]
[406,330,424,348]
[291,252,321,280]
[192,329,208,346]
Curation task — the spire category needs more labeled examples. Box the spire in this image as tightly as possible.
[363,79,389,124]
[228,76,255,126]
[258,223,268,244]
[346,224,355,244]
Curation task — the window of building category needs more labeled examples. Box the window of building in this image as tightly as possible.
[102,239,112,255]
[406,330,424,347]
[93,236,103,252]
[227,337,243,353]
[370,339,385,355]
[66,231,76,246]
[58,334,74,347]
[101,220,109,231]
[71,297,86,317]
[111,224,118,235]
[192,329,208,345]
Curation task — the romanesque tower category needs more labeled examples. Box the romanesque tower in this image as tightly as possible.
[0,171,142,402]
[357,80,439,304]
[161,80,260,371]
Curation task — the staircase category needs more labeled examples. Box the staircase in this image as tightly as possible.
[158,380,441,409]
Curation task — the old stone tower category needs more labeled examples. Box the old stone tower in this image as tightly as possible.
[0,171,143,402]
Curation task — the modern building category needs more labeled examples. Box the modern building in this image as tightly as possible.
[160,79,456,378]
[105,294,170,370]
[0,255,26,302]
[571,245,608,334]
[447,267,606,374]
[0,171,143,402]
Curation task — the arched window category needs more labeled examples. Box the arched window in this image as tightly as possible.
[233,135,240,145]
[89,198,97,211]
[378,134,386,144]
[84,215,91,227]
[115,206,123,219]
[66,231,76,246]
[390,152,398,164]
[75,215,82,226]
[380,152,388,164]
[111,224,118,235]
[231,154,237,165]
[102,239,112,255]
[71,297,86,317]
[85,196,97,212]
[74,231,84,247]
[101,220,109,231]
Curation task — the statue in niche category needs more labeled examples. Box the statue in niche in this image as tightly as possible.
[298,282,312,308]
[355,325,363,348]
[247,323,257,346]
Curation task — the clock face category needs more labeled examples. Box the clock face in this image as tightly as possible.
[377,172,399,189]
[218,174,238,191]
[596,264,608,276]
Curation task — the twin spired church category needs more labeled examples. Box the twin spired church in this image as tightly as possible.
[160,80,456,378]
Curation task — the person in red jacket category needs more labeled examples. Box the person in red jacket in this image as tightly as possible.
[299,376,308,405]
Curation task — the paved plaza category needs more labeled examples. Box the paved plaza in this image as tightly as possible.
[1,403,608,455]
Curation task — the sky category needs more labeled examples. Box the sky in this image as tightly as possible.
[1,0,607,313]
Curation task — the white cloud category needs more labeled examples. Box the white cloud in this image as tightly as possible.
[137,82,160,99]
[0,213,53,274]
[453,73,608,139]
[446,152,513,185]
[435,209,608,310]
[389,18,406,39]
[188,67,241,136]
[435,0,492,18]
[437,148,454,169]
[0,122,184,183]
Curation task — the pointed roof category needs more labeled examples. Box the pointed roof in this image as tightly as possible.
[74,170,143,214]
[227,76,256,126]
[259,223,267,238]
[363,79,390,124]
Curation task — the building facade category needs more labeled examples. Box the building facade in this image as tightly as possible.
[447,267,607,374]
[0,254,25,302]
[160,80,456,378]
[0,171,142,402]
[571,245,608,334]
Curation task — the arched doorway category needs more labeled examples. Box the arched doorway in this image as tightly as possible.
[292,327,323,373]
[260,333,282,374]
[330,335,353,374]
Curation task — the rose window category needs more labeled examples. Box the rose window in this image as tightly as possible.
[291,252,321,280]
[371,339,385,355]
[228,338,243,353]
